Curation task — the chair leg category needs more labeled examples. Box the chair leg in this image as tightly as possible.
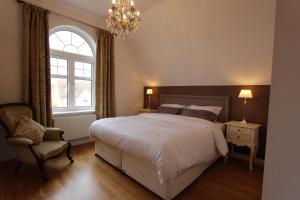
[66,143,74,163]
[14,161,21,174]
[37,160,48,180]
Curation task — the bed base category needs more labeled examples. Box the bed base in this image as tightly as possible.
[95,140,218,200]
[95,140,122,169]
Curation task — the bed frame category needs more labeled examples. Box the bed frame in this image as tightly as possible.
[94,95,230,199]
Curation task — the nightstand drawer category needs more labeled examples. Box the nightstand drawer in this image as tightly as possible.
[227,126,251,143]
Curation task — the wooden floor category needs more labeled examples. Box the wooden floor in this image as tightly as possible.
[0,143,263,200]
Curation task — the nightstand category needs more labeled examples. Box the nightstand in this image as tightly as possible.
[225,121,261,170]
[140,108,156,113]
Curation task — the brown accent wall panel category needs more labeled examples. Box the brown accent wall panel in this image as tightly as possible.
[144,85,270,159]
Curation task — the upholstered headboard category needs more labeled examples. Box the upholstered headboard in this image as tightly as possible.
[160,94,230,122]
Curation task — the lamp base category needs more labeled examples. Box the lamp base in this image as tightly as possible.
[240,119,247,124]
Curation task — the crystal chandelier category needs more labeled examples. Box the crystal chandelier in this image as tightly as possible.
[106,0,141,39]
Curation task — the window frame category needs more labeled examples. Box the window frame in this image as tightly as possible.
[49,26,96,115]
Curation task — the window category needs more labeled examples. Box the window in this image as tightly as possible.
[49,26,95,114]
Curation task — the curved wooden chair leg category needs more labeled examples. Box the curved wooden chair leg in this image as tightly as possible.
[14,161,21,174]
[37,160,48,180]
[66,143,74,163]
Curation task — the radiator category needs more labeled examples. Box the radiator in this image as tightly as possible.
[53,114,96,141]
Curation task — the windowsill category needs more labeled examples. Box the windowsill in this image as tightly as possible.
[52,110,95,118]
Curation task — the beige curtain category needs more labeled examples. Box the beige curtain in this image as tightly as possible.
[95,29,116,119]
[23,3,52,127]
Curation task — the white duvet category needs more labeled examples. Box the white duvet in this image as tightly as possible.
[90,113,228,183]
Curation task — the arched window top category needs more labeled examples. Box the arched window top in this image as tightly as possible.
[49,26,94,57]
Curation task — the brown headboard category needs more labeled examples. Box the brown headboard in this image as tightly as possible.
[160,94,230,122]
[144,85,270,159]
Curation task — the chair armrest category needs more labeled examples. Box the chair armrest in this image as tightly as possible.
[44,128,64,141]
[7,138,33,146]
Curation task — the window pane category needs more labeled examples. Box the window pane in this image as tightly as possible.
[64,45,78,54]
[57,58,67,67]
[51,57,57,65]
[75,80,91,107]
[75,61,92,78]
[51,57,58,75]
[78,42,93,57]
[51,78,68,108]
[72,32,85,47]
[51,66,58,75]
[75,69,84,77]
[83,63,92,78]
[75,61,83,77]
[55,31,71,45]
[84,63,91,71]
[57,67,67,76]
[84,70,91,78]
[49,34,64,51]
[57,58,68,76]
[75,61,84,69]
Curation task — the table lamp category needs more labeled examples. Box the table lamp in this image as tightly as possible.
[146,89,153,110]
[238,89,253,123]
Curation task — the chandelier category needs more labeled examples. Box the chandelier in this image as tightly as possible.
[106,0,141,39]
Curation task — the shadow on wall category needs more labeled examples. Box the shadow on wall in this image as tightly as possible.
[0,125,15,161]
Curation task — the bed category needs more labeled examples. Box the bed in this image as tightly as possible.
[90,95,230,200]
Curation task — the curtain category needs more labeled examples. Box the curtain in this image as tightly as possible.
[95,29,116,119]
[23,3,52,127]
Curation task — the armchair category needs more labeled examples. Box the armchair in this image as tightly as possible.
[0,103,73,179]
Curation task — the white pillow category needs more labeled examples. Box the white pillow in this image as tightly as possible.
[186,105,223,116]
[160,104,186,108]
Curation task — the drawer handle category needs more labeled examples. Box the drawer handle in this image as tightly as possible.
[237,129,241,132]
[237,136,241,139]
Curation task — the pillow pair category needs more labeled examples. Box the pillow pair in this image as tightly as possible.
[157,104,222,122]
[182,105,222,122]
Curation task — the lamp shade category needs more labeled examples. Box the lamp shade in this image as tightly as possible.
[238,89,253,99]
[146,89,153,95]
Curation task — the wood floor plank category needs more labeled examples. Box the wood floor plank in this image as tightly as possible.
[0,142,263,200]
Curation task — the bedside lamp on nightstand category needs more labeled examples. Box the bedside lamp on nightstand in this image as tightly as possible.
[238,89,253,124]
[146,89,153,110]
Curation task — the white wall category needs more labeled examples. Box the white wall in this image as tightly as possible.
[115,40,143,115]
[0,0,23,161]
[262,0,300,199]
[0,0,23,104]
[128,0,276,86]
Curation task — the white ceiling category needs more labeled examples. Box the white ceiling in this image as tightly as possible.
[59,0,162,17]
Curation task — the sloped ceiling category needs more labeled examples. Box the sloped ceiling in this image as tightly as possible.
[59,0,163,17]
[123,0,276,86]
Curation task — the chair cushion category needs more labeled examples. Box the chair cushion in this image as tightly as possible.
[0,106,32,135]
[33,141,68,160]
[13,115,45,145]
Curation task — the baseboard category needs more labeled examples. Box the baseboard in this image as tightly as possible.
[230,152,265,165]
[69,137,93,146]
